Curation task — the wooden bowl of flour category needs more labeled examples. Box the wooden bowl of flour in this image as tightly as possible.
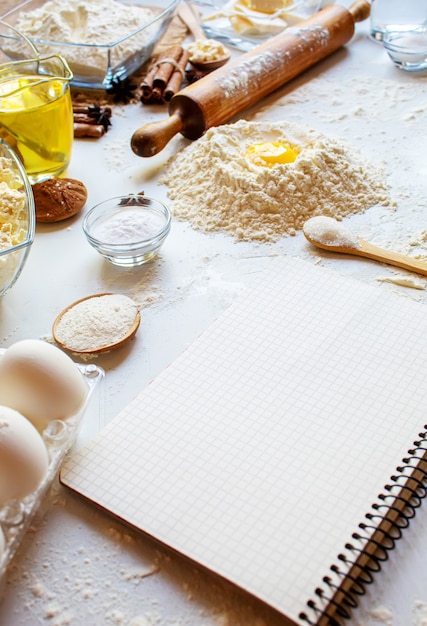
[53,293,141,355]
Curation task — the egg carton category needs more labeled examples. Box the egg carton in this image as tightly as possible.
[0,360,104,580]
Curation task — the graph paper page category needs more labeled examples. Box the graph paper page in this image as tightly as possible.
[61,257,427,624]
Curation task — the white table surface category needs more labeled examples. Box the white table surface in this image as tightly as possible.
[2,4,427,625]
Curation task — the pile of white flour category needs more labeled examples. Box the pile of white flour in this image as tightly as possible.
[160,120,392,242]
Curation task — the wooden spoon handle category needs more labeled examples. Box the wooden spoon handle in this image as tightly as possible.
[348,0,371,23]
[359,239,427,277]
[131,113,183,157]
[178,2,206,41]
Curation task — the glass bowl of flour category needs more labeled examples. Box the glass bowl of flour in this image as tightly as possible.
[0,140,35,296]
[0,0,179,89]
[83,194,171,267]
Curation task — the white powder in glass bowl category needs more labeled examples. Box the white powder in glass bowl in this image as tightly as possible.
[93,207,166,244]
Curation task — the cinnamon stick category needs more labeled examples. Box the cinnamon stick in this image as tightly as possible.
[73,104,112,116]
[151,86,164,101]
[72,103,112,134]
[73,113,98,125]
[140,94,161,105]
[140,45,184,100]
[152,44,183,91]
[74,123,105,138]
[163,48,190,102]
[140,63,158,99]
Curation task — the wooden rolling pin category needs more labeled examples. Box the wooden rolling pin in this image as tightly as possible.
[131,0,370,157]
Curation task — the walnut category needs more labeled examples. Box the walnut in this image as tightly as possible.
[32,178,88,223]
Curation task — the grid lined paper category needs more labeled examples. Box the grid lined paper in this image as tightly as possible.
[61,258,427,625]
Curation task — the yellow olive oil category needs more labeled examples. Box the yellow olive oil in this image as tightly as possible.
[0,75,73,182]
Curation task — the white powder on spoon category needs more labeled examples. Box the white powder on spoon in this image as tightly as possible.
[53,293,139,353]
[302,216,360,249]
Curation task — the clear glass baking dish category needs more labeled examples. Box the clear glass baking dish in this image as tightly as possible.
[0,139,35,297]
[196,0,329,46]
[0,0,179,89]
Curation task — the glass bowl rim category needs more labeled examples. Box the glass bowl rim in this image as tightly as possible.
[200,0,325,25]
[0,138,35,256]
[383,28,427,54]
[83,195,172,249]
[0,0,179,49]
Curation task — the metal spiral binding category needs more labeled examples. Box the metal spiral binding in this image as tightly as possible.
[299,429,427,625]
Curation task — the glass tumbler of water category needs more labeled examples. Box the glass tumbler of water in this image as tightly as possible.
[370,0,427,41]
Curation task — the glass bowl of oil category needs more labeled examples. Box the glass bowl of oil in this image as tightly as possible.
[0,139,35,296]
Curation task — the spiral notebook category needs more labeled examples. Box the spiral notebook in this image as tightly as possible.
[61,257,427,625]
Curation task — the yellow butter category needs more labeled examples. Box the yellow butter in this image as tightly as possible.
[244,0,292,13]
[230,13,287,35]
[245,141,300,166]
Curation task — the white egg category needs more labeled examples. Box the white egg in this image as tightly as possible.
[0,339,89,432]
[0,405,49,506]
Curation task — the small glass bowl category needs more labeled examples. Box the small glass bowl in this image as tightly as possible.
[199,0,327,44]
[83,195,171,267]
[383,29,427,72]
[0,139,35,296]
[0,0,178,89]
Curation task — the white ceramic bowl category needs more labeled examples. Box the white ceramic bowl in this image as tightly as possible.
[0,0,179,89]
[83,194,171,267]
[0,140,35,296]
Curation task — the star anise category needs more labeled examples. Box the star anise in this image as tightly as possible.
[118,192,146,206]
[86,104,112,131]
[185,68,211,84]
[106,77,138,104]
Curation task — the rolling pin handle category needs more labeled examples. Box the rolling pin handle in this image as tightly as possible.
[348,0,371,23]
[131,112,184,157]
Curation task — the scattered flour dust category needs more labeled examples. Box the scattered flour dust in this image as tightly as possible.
[160,120,392,242]
[377,275,426,291]
[367,605,393,624]
[414,600,427,626]
[375,229,427,291]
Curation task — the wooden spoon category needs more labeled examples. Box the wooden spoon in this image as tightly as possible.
[178,2,231,71]
[53,293,141,355]
[303,216,427,277]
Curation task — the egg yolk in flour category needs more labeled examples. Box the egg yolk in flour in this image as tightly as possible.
[245,141,299,166]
